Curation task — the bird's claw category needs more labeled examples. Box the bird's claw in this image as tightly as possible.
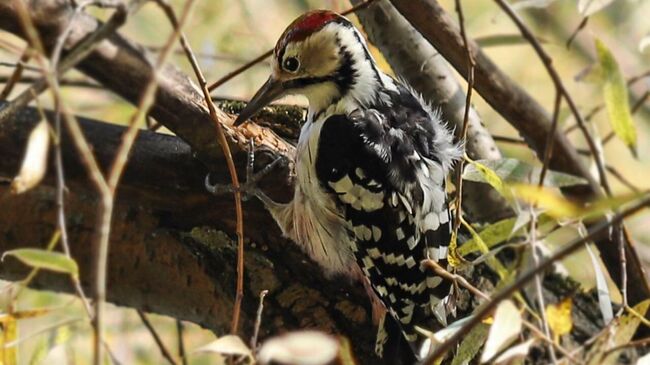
[204,141,287,203]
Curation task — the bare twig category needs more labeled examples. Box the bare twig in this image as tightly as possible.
[423,260,580,364]
[528,207,558,364]
[423,194,650,364]
[492,0,611,196]
[251,289,269,350]
[566,16,588,49]
[152,0,246,334]
[451,0,475,251]
[0,75,102,89]
[90,2,196,364]
[0,1,130,124]
[176,320,188,365]
[538,91,562,188]
[0,48,30,99]
[137,310,179,365]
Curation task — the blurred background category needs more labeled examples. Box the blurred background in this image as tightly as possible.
[0,0,648,363]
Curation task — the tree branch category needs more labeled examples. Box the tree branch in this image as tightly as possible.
[0,105,377,361]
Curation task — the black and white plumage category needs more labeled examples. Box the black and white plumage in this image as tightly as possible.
[229,10,461,362]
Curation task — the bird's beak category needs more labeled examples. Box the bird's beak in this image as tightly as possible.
[233,76,285,126]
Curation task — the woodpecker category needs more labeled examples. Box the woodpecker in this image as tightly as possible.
[209,10,461,362]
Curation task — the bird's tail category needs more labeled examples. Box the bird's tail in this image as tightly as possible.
[376,299,449,364]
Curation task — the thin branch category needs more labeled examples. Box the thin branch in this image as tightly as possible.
[0,48,30,99]
[251,289,268,350]
[152,0,246,334]
[528,207,558,364]
[137,310,179,365]
[492,0,611,196]
[176,320,188,365]
[451,0,476,253]
[565,16,588,49]
[92,2,196,364]
[538,91,562,187]
[423,260,580,364]
[423,194,650,364]
[0,75,103,89]
[49,0,101,321]
[0,1,130,124]
[602,337,650,358]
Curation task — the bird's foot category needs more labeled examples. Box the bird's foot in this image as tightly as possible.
[205,140,286,203]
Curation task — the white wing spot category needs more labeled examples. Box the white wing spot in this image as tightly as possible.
[396,228,405,241]
[405,256,417,268]
[368,247,381,259]
[372,226,382,241]
[406,236,417,250]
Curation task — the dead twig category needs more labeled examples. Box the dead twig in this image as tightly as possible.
[138,310,179,365]
[251,289,269,350]
[176,320,188,365]
[451,0,475,258]
[0,1,130,124]
[152,0,246,334]
[492,0,611,196]
[90,1,196,363]
[0,48,30,99]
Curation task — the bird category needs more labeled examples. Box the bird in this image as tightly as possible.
[207,9,461,363]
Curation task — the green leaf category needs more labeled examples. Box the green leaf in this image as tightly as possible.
[587,300,650,365]
[595,39,637,157]
[463,158,588,188]
[451,323,489,365]
[2,249,78,277]
[458,218,517,257]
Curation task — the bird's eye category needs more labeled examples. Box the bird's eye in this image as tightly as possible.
[283,57,300,73]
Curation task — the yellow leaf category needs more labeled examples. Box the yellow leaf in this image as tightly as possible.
[467,159,507,198]
[0,314,17,365]
[447,230,463,267]
[511,184,581,218]
[546,298,573,343]
[595,39,637,157]
[337,336,357,365]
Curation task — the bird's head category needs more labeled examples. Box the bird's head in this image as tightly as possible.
[234,10,382,125]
